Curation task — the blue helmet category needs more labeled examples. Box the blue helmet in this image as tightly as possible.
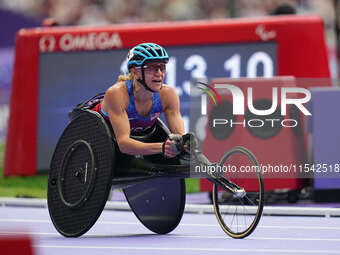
[127,43,169,70]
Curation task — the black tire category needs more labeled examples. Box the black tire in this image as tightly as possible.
[212,146,264,239]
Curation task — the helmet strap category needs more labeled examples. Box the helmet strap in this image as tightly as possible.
[136,66,158,93]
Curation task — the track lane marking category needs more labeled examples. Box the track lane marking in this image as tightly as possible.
[32,245,340,253]
[1,231,340,242]
[1,218,340,230]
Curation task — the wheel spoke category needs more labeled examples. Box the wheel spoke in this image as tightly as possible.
[244,195,256,206]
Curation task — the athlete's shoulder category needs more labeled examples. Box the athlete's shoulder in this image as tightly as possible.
[159,84,180,110]
[104,81,129,109]
[106,81,127,94]
[160,84,177,95]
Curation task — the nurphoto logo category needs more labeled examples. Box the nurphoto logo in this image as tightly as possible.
[199,83,311,129]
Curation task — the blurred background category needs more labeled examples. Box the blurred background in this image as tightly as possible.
[0,0,339,143]
[0,0,339,202]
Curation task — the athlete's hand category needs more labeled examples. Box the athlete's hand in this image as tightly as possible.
[182,132,199,151]
[162,134,184,158]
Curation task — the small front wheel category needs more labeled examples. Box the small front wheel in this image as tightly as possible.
[212,146,264,239]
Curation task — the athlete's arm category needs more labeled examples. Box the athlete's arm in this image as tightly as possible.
[160,85,185,135]
[102,84,163,156]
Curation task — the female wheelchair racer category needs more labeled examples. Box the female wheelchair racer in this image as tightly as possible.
[47,43,264,239]
[94,42,185,159]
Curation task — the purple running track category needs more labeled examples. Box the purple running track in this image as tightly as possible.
[0,206,340,255]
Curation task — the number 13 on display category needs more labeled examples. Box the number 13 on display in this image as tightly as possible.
[165,51,274,96]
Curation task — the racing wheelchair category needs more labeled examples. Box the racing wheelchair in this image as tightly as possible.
[47,108,264,239]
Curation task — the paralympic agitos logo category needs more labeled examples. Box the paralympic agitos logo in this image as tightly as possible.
[198,82,311,130]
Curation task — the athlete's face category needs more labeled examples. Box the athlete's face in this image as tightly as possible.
[135,62,166,91]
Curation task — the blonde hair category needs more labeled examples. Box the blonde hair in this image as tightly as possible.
[117,73,133,82]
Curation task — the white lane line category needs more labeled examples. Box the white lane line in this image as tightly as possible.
[0,219,138,225]
[248,237,340,242]
[258,225,340,231]
[0,219,49,223]
[1,231,340,242]
[32,245,340,253]
[0,232,58,236]
[1,218,340,231]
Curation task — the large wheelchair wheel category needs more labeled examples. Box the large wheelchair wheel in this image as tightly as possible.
[48,110,115,237]
[119,119,186,235]
[124,178,186,234]
[212,146,264,239]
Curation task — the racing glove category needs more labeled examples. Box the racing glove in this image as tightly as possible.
[162,134,184,158]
